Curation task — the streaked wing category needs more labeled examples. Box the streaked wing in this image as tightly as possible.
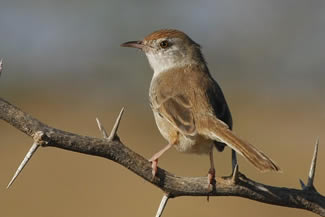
[157,94,197,136]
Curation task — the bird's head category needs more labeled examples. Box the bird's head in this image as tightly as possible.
[121,29,205,75]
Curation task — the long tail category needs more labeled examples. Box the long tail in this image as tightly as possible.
[201,117,281,172]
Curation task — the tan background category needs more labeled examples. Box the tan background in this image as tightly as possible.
[1,0,325,216]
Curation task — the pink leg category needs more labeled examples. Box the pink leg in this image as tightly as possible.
[151,159,158,177]
[149,143,174,177]
[207,149,215,201]
[208,149,215,189]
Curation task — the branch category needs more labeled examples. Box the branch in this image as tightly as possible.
[1,97,325,216]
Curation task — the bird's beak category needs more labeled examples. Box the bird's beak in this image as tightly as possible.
[120,40,144,49]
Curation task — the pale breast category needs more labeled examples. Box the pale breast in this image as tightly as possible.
[149,65,215,154]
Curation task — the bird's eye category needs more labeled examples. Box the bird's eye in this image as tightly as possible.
[159,40,169,48]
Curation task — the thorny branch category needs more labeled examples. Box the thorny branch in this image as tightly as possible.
[1,97,324,216]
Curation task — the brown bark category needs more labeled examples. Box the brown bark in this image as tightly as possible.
[1,97,324,216]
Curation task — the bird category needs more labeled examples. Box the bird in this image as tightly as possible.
[121,29,280,187]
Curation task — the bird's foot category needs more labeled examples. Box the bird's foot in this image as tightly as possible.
[148,143,174,179]
[207,167,215,190]
[149,158,158,179]
[207,168,215,201]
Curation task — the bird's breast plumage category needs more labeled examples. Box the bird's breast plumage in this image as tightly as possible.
[149,65,220,154]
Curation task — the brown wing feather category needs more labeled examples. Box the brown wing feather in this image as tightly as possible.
[157,94,196,136]
[198,116,281,172]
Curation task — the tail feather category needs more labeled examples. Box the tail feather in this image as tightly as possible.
[201,117,281,172]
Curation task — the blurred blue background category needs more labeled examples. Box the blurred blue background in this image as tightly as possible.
[1,0,325,99]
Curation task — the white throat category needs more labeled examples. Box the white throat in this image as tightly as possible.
[145,52,195,78]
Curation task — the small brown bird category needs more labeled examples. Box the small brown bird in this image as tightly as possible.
[121,29,280,186]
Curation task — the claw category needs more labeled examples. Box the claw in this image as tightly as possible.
[148,143,174,179]
[150,159,158,178]
[207,168,215,201]
[207,167,215,190]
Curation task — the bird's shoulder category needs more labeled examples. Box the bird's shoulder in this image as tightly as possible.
[149,64,206,104]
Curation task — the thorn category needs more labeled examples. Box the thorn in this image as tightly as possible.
[231,164,239,184]
[307,138,319,188]
[299,179,305,189]
[7,142,40,189]
[96,118,109,139]
[155,194,169,217]
[108,107,124,141]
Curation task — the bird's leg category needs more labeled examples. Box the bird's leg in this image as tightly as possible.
[231,149,238,174]
[208,148,215,190]
[149,143,174,178]
[206,148,215,201]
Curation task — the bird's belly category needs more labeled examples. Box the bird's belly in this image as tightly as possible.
[153,111,173,142]
[153,110,213,154]
[176,134,214,154]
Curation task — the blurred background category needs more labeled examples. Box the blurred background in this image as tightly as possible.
[0,0,325,216]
